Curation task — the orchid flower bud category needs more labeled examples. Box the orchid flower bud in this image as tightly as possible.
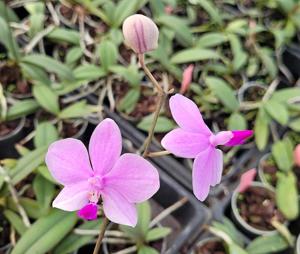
[122,14,159,54]
[294,144,300,167]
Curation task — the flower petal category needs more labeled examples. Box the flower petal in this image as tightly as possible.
[169,94,211,135]
[210,131,233,147]
[89,119,122,176]
[104,154,159,203]
[102,187,137,227]
[225,130,253,146]
[238,168,256,193]
[161,128,210,158]
[77,203,98,220]
[45,139,93,185]
[192,147,223,201]
[180,64,194,94]
[52,183,90,211]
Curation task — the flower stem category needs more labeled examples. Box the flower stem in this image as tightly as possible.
[147,150,171,158]
[138,54,167,157]
[93,216,109,254]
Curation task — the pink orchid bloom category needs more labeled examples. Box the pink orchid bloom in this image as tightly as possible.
[294,144,300,167]
[161,94,253,201]
[180,64,194,94]
[45,118,160,227]
[238,169,257,193]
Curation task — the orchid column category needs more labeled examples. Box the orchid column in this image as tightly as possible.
[123,14,167,156]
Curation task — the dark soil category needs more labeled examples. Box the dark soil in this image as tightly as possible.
[0,211,10,250]
[261,159,278,187]
[237,186,285,231]
[0,119,19,137]
[195,240,226,254]
[241,85,266,102]
[0,63,31,95]
[114,81,159,119]
[61,121,84,138]
[36,111,84,138]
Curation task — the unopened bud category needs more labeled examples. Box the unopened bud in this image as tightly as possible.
[122,14,159,54]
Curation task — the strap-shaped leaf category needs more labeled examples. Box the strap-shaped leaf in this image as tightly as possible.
[22,54,74,81]
[11,210,77,254]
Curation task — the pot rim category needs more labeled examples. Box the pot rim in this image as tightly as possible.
[0,116,26,141]
[191,236,224,254]
[231,181,279,236]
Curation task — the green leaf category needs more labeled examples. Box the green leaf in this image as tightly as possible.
[110,65,142,86]
[197,32,227,48]
[138,246,159,254]
[33,174,55,210]
[193,0,222,25]
[20,62,50,85]
[46,28,80,45]
[228,34,248,71]
[0,16,21,61]
[33,83,60,115]
[246,233,289,254]
[157,15,193,47]
[117,89,140,114]
[271,138,293,172]
[205,76,239,111]
[6,99,39,121]
[74,64,106,81]
[66,47,83,66]
[255,108,270,151]
[4,210,27,235]
[256,47,277,78]
[11,210,77,254]
[137,115,175,133]
[276,172,299,220]
[37,165,57,184]
[272,88,300,103]
[227,243,248,254]
[146,227,171,242]
[59,100,94,119]
[10,146,47,185]
[264,100,288,125]
[53,220,101,254]
[212,218,245,246]
[113,0,147,27]
[97,40,118,72]
[22,54,74,81]
[289,118,300,131]
[228,112,247,130]
[8,198,44,219]
[34,122,59,148]
[171,48,220,64]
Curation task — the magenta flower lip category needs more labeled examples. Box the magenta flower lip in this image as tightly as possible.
[45,118,160,227]
[161,94,253,201]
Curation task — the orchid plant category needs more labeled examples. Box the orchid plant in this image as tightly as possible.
[43,13,254,254]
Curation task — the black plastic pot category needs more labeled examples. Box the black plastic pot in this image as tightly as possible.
[0,117,26,159]
[82,121,211,254]
[282,44,300,78]
[231,182,281,237]
[190,236,224,254]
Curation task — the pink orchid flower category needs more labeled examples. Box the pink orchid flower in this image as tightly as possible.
[180,64,194,94]
[294,144,300,167]
[45,118,160,227]
[161,94,253,201]
[238,169,257,193]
